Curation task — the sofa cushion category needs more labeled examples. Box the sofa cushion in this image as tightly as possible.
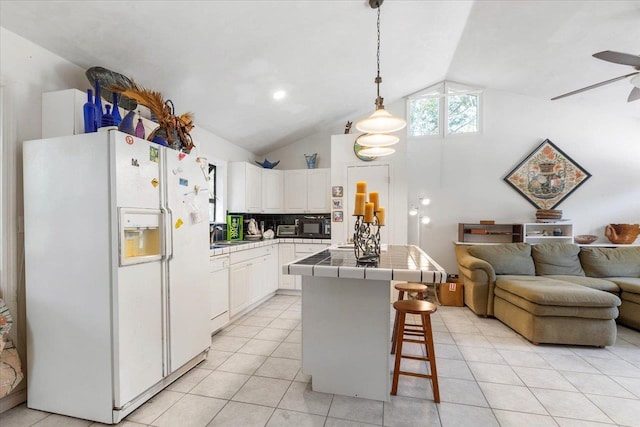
[605,277,640,299]
[468,243,535,276]
[579,247,640,278]
[494,286,620,319]
[544,275,619,293]
[532,243,585,276]
[495,276,621,308]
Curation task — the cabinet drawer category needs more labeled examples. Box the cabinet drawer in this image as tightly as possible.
[230,245,274,265]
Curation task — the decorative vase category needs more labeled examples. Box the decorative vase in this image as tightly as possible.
[94,79,103,128]
[101,104,115,128]
[118,110,136,135]
[605,224,640,244]
[83,89,96,133]
[111,93,122,126]
[135,115,146,139]
[305,153,318,169]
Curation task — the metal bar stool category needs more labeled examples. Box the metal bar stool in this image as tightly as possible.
[391,282,427,355]
[390,299,440,403]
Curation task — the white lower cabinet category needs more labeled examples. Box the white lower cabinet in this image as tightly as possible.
[229,260,251,318]
[210,255,230,334]
[229,244,278,318]
[278,243,296,289]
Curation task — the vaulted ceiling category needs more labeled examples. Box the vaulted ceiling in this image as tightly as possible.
[1,1,639,155]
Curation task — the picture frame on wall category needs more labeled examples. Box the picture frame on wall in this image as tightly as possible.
[332,198,343,209]
[332,186,343,197]
[503,139,591,210]
[332,211,344,222]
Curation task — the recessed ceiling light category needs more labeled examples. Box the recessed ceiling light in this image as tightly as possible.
[273,90,286,100]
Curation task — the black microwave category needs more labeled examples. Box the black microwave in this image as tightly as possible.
[298,218,330,238]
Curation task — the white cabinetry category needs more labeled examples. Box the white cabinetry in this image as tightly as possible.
[278,243,296,290]
[523,222,573,244]
[229,261,251,317]
[228,162,262,213]
[262,169,283,213]
[210,255,230,334]
[284,168,330,213]
[229,244,278,318]
[228,162,283,213]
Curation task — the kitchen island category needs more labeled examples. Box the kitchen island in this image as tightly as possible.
[282,245,446,401]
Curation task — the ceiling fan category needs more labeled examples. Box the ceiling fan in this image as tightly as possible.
[551,50,640,102]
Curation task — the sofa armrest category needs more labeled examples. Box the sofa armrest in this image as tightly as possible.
[455,245,497,316]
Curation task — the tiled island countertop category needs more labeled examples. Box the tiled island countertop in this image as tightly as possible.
[283,244,447,283]
[282,245,447,402]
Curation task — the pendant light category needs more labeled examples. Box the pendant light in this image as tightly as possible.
[355,0,406,157]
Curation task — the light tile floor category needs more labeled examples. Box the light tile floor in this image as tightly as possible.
[2,294,640,426]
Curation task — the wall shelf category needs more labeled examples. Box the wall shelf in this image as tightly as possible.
[523,222,573,244]
[458,223,523,244]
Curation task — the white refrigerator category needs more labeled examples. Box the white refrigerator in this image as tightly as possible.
[23,130,211,424]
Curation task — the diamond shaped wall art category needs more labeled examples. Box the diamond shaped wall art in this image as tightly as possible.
[503,139,591,210]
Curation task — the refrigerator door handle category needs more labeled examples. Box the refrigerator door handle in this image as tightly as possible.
[165,206,174,261]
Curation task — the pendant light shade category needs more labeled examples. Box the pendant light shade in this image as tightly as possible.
[358,146,396,157]
[354,0,405,158]
[355,108,406,134]
[357,132,399,147]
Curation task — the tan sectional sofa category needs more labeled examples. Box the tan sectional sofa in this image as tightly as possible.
[455,243,640,347]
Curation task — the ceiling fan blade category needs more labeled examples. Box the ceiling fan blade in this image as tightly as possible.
[593,51,640,67]
[551,72,639,100]
[628,86,640,102]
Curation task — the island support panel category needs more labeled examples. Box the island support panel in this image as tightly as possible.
[301,276,391,401]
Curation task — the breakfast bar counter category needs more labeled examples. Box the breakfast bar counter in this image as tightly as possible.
[283,245,446,401]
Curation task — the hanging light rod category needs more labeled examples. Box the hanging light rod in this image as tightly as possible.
[356,0,406,154]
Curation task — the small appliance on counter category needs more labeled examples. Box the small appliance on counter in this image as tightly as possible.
[277,224,297,237]
[298,217,331,238]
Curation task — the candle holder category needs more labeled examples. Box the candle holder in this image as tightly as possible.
[353,212,382,262]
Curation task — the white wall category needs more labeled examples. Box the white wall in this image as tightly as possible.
[0,26,253,411]
[410,88,640,273]
[330,98,409,246]
[1,27,89,410]
[263,128,338,170]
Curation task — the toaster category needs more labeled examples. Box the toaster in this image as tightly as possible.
[276,225,297,237]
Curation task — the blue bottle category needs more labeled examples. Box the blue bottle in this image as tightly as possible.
[101,105,115,128]
[111,92,122,126]
[94,79,103,128]
[83,89,96,133]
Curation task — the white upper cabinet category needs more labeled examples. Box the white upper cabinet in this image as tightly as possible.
[228,162,262,213]
[307,169,330,212]
[284,168,330,213]
[261,169,283,213]
[284,170,308,213]
[230,163,328,214]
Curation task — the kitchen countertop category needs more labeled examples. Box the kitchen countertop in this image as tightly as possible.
[210,238,332,256]
[283,245,447,283]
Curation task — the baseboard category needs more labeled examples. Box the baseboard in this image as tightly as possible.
[276,289,301,296]
[0,388,27,414]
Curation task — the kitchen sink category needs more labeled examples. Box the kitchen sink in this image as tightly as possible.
[210,241,244,248]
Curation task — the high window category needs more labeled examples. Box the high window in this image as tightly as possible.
[407,81,482,137]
